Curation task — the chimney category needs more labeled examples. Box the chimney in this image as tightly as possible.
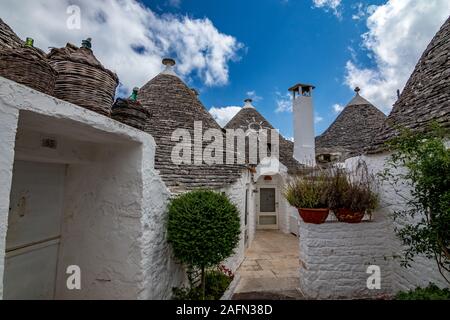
[289,83,316,166]
[243,98,255,109]
[161,58,177,76]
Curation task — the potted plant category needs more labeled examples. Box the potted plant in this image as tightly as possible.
[283,172,331,224]
[329,165,378,223]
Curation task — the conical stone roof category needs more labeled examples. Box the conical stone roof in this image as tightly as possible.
[224,101,304,174]
[369,17,450,153]
[139,65,245,191]
[316,89,386,159]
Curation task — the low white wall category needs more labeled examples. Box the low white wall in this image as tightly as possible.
[298,152,449,299]
[356,154,449,292]
[298,217,394,299]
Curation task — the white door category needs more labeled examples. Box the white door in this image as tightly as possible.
[3,161,65,300]
[257,187,278,229]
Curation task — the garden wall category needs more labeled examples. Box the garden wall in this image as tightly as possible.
[297,152,449,299]
[356,154,449,292]
[298,216,394,299]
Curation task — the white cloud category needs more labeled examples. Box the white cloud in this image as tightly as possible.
[209,106,242,127]
[314,114,324,124]
[332,103,345,114]
[275,92,292,113]
[246,90,262,102]
[345,0,450,113]
[312,0,342,17]
[167,0,181,8]
[0,0,242,93]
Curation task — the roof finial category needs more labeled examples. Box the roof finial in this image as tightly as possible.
[161,58,177,76]
[162,58,176,67]
[244,98,255,109]
[354,87,361,94]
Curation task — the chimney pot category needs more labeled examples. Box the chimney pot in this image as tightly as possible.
[244,98,255,109]
[162,58,176,66]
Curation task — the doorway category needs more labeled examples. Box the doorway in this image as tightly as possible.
[257,187,278,230]
[3,160,65,299]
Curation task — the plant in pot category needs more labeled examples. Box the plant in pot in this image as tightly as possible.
[329,163,379,223]
[283,171,331,224]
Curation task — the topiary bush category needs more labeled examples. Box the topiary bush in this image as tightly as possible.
[167,189,240,299]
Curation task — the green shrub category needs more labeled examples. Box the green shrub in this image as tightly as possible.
[167,190,240,299]
[172,267,233,300]
[380,124,450,284]
[283,171,330,209]
[396,283,450,300]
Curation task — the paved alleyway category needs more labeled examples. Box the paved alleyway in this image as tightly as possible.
[232,230,304,300]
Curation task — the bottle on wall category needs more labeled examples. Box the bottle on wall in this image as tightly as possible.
[130,87,139,101]
[24,37,34,48]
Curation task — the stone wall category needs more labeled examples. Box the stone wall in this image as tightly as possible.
[355,154,449,292]
[223,170,255,272]
[297,152,449,299]
[298,217,394,299]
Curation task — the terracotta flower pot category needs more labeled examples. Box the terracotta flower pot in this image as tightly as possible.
[334,208,365,223]
[298,208,329,224]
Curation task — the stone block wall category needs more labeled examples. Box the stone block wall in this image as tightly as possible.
[298,217,394,299]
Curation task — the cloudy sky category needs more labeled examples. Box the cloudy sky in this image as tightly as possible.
[1,0,449,138]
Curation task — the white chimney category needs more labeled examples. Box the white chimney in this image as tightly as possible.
[289,83,316,166]
[243,98,255,109]
[161,58,177,76]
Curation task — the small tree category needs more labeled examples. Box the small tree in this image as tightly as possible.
[380,124,450,284]
[167,190,241,299]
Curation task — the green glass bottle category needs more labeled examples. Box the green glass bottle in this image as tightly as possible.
[81,38,92,49]
[25,37,34,48]
[130,87,139,101]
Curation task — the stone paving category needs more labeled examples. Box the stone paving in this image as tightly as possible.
[233,230,304,299]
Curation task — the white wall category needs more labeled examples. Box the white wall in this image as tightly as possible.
[0,104,20,299]
[298,217,394,299]
[223,170,254,272]
[352,154,450,292]
[297,153,448,299]
[0,77,185,299]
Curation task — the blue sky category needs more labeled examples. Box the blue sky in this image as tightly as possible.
[148,0,387,138]
[2,0,448,139]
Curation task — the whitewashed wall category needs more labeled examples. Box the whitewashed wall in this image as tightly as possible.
[223,170,254,272]
[298,217,394,299]
[355,154,450,292]
[0,77,185,299]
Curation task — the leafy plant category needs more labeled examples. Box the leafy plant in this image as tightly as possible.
[283,171,330,209]
[172,266,233,300]
[167,190,240,299]
[329,162,378,214]
[380,124,450,284]
[396,283,450,300]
